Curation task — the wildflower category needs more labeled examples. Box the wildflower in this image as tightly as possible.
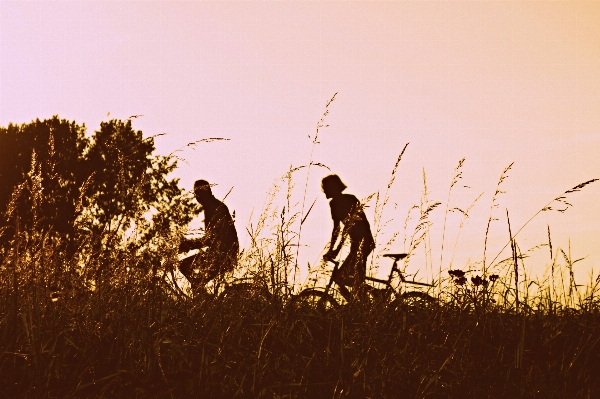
[489,274,499,282]
[472,275,485,286]
[455,276,467,286]
[448,269,465,278]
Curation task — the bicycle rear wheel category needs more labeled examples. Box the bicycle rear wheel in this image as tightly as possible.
[287,289,339,314]
[218,282,272,312]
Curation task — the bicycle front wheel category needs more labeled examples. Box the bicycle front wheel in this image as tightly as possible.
[287,289,339,314]
[390,291,436,311]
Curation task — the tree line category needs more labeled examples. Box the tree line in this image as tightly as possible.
[0,116,198,282]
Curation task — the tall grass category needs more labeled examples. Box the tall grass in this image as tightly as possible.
[1,109,599,398]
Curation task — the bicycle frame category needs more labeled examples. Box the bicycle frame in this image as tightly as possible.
[322,253,433,303]
[366,253,434,289]
[291,253,436,312]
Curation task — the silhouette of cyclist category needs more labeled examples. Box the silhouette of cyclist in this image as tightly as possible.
[178,180,239,292]
[321,174,375,298]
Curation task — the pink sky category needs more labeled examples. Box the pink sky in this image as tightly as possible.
[1,1,599,286]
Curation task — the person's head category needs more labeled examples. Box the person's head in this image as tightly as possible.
[321,174,347,199]
[194,179,213,203]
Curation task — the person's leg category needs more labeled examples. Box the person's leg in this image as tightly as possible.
[202,259,221,286]
[351,240,373,301]
[179,255,197,284]
[197,252,235,291]
[331,257,353,301]
[179,254,209,296]
[355,240,371,286]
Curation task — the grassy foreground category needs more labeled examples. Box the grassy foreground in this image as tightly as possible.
[1,261,599,399]
[2,164,599,398]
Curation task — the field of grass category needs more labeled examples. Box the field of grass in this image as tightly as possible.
[1,248,599,398]
[2,164,599,399]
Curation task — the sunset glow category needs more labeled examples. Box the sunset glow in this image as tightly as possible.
[2,1,599,284]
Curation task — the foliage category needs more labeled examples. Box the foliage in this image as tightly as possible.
[0,116,88,246]
[0,116,197,254]
[0,116,198,283]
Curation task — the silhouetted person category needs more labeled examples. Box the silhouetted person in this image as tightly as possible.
[179,180,239,292]
[322,174,375,298]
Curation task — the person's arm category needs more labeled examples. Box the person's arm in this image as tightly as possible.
[179,236,205,252]
[323,220,341,261]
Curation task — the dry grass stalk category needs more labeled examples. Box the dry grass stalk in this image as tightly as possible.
[295,92,337,273]
[370,143,409,270]
[483,162,513,272]
[488,178,598,270]
[439,158,466,276]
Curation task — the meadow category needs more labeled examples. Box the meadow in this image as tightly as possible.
[1,108,599,398]
[2,200,599,398]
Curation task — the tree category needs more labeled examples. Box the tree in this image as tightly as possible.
[0,116,198,278]
[0,116,88,247]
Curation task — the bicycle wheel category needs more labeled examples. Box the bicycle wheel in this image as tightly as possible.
[390,291,436,311]
[218,282,272,312]
[288,289,339,314]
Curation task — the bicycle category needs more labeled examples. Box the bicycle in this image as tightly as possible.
[164,249,273,309]
[288,253,436,312]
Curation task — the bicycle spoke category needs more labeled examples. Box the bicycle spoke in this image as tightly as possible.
[390,291,436,311]
[288,289,339,314]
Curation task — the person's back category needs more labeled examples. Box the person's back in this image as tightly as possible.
[322,175,375,297]
[179,180,239,291]
[201,194,239,273]
[329,193,374,248]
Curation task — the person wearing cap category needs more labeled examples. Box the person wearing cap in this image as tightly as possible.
[178,180,239,292]
[321,174,375,298]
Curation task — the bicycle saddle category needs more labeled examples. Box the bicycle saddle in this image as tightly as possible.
[383,253,408,260]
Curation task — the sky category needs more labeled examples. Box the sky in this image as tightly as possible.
[1,1,599,288]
